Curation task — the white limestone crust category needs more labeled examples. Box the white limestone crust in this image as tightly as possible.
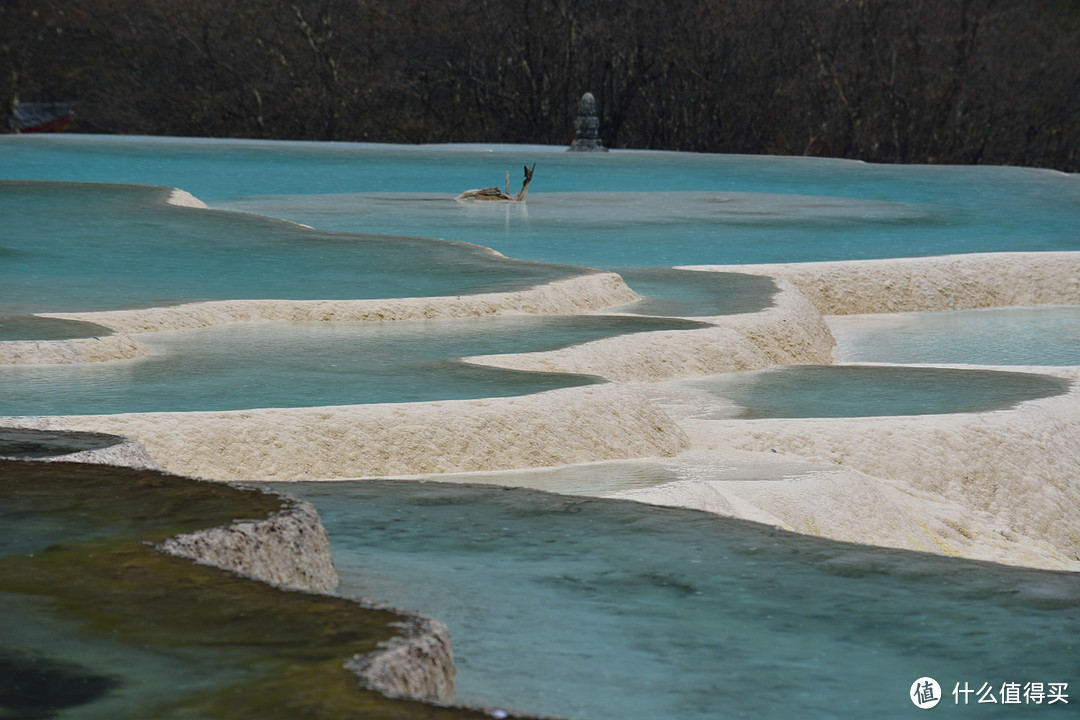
[682,251,1080,315]
[38,272,639,335]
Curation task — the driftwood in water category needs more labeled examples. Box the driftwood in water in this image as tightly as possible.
[456,164,535,202]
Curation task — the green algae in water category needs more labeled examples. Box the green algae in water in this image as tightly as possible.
[0,460,496,720]
[0,649,120,718]
[684,365,1073,418]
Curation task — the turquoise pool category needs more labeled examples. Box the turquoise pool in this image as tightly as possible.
[2,136,1078,720]
[274,479,1080,720]
[2,135,1079,270]
[833,306,1080,366]
[680,365,1072,419]
[0,180,586,314]
[0,315,707,415]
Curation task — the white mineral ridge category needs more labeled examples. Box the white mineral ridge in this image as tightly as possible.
[8,251,1080,571]
[1,385,688,481]
[637,368,1080,571]
[167,188,209,209]
[465,278,836,380]
[37,272,638,335]
[682,252,1080,314]
[0,333,150,365]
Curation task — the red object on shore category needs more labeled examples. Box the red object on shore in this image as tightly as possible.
[19,115,71,133]
[9,102,74,133]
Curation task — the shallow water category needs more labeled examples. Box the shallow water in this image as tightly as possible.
[222,189,967,268]
[609,267,777,317]
[833,306,1080,366]
[3,136,1079,269]
[679,365,1072,419]
[0,315,707,415]
[0,180,585,313]
[3,137,1079,719]
[273,479,1080,720]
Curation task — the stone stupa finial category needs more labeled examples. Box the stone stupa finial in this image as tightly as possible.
[568,92,607,152]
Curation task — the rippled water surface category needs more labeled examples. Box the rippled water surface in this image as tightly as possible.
[273,480,1080,720]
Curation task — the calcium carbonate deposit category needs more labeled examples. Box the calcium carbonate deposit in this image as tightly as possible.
[1,144,1077,566]
[6,251,1077,571]
[3,137,1079,720]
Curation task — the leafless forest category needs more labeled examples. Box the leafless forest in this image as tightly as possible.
[3,0,1079,170]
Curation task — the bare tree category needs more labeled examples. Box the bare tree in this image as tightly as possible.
[3,0,1078,169]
